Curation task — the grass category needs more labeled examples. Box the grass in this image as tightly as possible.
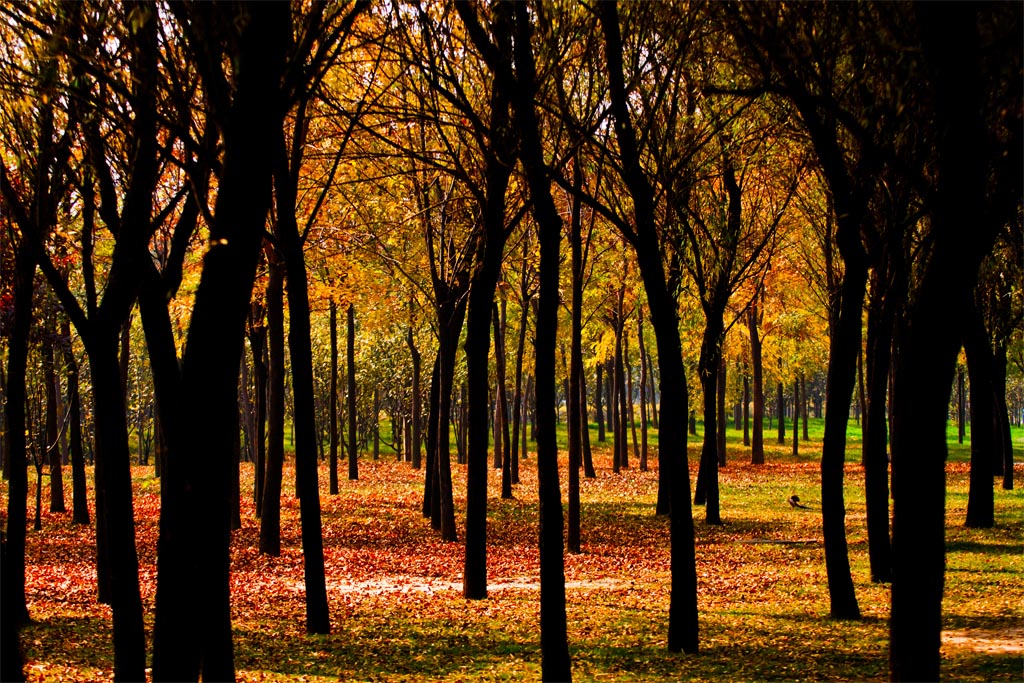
[5,419,1023,682]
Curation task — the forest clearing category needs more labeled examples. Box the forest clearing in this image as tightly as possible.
[6,421,1022,682]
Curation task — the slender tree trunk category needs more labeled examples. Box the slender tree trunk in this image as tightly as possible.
[599,1,697,652]
[957,366,966,444]
[44,329,66,513]
[638,312,649,472]
[743,371,750,447]
[717,358,727,468]
[423,356,440,517]
[273,123,330,633]
[260,257,286,556]
[993,343,1013,490]
[329,300,339,493]
[748,304,765,464]
[777,376,785,445]
[60,320,90,525]
[792,379,799,458]
[506,5,572,674]
[407,327,422,470]
[802,375,809,442]
[595,363,605,442]
[347,304,358,481]
[863,258,900,582]
[820,225,866,620]
[963,304,995,528]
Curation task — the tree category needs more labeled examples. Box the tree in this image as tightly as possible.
[597,0,699,653]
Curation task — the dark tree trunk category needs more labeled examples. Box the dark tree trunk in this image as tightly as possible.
[329,300,339,493]
[510,268,530,484]
[599,0,698,653]
[743,371,750,447]
[273,122,330,633]
[863,255,900,583]
[647,353,659,430]
[993,343,1013,490]
[60,319,90,525]
[626,334,639,465]
[347,304,358,481]
[792,379,799,458]
[595,363,605,442]
[3,247,34,627]
[508,4,572,676]
[462,54,515,592]
[801,375,809,442]
[567,159,585,552]
[889,7,994,679]
[581,373,595,478]
[153,7,289,679]
[819,223,866,621]
[260,256,286,556]
[407,327,422,470]
[748,304,765,463]
[957,366,966,444]
[250,322,267,516]
[495,304,512,499]
[963,303,995,528]
[638,311,649,472]
[434,301,465,540]
[88,338,147,681]
[776,378,785,445]
[717,358,727,467]
[423,356,440,517]
[693,317,723,524]
[43,328,65,513]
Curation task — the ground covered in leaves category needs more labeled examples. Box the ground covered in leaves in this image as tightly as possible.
[6,426,1023,682]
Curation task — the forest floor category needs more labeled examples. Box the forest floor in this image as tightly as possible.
[5,421,1023,681]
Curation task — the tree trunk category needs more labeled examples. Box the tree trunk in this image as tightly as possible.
[273,122,330,633]
[60,319,90,525]
[748,304,764,463]
[3,247,34,627]
[819,221,866,620]
[508,5,572,675]
[407,327,422,470]
[791,379,799,457]
[963,303,995,528]
[993,343,1013,490]
[596,363,605,442]
[743,371,750,447]
[87,337,147,681]
[347,304,358,480]
[44,328,66,513]
[329,300,339,493]
[260,256,286,556]
[717,358,727,468]
[957,366,966,444]
[802,375,809,442]
[599,0,698,652]
[638,312,649,472]
[863,257,900,582]
[510,273,530,484]
[776,377,785,445]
